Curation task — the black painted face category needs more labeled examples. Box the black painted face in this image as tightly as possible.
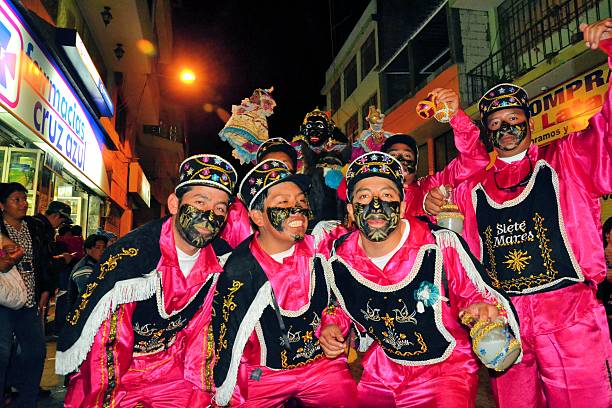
[266,206,311,241]
[487,121,528,151]
[301,116,332,147]
[176,204,226,248]
[353,197,401,242]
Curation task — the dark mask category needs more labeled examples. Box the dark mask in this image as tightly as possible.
[301,117,331,147]
[487,121,528,151]
[388,151,416,175]
[177,204,226,248]
[266,206,311,241]
[353,197,401,242]
[398,158,416,175]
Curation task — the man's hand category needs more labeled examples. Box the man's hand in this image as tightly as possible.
[430,88,459,117]
[424,185,451,216]
[62,252,74,264]
[463,302,499,322]
[318,324,346,358]
[580,19,612,49]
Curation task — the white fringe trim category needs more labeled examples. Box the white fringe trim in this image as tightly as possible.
[432,230,523,363]
[214,282,272,406]
[55,271,158,375]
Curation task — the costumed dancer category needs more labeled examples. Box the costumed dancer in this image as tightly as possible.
[351,106,392,160]
[337,88,490,219]
[293,108,351,226]
[56,154,238,407]
[319,152,521,407]
[212,160,357,407]
[220,137,302,248]
[424,20,612,408]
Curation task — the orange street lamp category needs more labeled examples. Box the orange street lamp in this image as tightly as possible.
[179,68,196,84]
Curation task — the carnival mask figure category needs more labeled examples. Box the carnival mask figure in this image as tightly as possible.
[299,108,335,148]
[219,87,277,164]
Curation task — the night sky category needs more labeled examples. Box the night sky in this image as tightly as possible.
[169,0,370,173]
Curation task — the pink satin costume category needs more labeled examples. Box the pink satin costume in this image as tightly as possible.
[451,43,612,408]
[64,219,222,407]
[325,218,495,408]
[220,199,252,248]
[229,234,357,407]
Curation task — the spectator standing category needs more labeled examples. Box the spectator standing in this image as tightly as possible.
[67,234,108,309]
[0,183,52,407]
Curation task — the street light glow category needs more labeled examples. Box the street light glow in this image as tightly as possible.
[179,68,196,84]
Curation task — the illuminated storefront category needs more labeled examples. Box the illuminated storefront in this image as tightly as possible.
[0,0,111,235]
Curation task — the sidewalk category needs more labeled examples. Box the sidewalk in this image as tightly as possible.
[38,340,65,408]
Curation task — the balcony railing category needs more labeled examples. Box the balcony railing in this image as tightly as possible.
[465,0,612,105]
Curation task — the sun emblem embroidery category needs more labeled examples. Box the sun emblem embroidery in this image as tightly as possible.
[503,249,532,273]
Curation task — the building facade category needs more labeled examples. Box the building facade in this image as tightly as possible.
[4,0,186,237]
[323,0,612,221]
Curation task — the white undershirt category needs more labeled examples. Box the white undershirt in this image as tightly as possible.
[176,246,201,277]
[498,150,527,163]
[369,220,410,270]
[270,245,295,263]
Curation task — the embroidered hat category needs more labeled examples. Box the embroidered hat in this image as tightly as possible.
[239,159,311,210]
[175,154,238,196]
[256,137,298,170]
[346,152,404,201]
[479,83,530,124]
[381,134,419,164]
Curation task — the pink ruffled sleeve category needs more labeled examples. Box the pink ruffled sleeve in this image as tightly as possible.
[419,109,490,192]
[441,246,490,312]
[64,303,135,408]
[317,303,353,337]
[220,200,252,248]
[544,51,612,197]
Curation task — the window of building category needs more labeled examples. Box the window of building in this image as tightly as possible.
[434,131,458,172]
[343,57,357,100]
[361,31,376,78]
[361,93,378,129]
[345,112,358,143]
[330,80,341,114]
[417,143,429,178]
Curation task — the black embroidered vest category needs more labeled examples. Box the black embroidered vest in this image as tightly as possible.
[255,255,328,369]
[473,161,583,296]
[329,246,455,366]
[131,275,215,356]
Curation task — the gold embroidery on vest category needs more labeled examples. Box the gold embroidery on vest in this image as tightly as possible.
[503,249,531,273]
[99,248,139,279]
[485,213,560,292]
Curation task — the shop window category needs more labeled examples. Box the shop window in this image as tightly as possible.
[417,143,429,178]
[361,93,378,129]
[330,80,341,113]
[87,195,103,238]
[343,57,357,100]
[361,31,376,78]
[6,149,41,216]
[434,131,458,172]
[345,112,358,143]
